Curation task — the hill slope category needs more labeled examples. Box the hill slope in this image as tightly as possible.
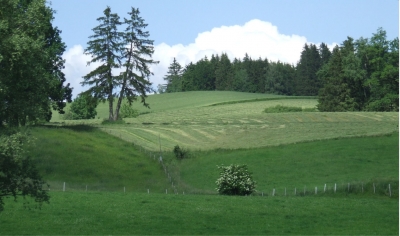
[27,126,170,193]
[51,91,398,151]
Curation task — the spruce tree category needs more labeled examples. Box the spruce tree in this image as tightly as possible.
[82,7,158,121]
[317,46,356,111]
[215,53,233,90]
[319,43,332,65]
[164,57,183,92]
[295,44,322,96]
[82,6,123,121]
[114,7,158,120]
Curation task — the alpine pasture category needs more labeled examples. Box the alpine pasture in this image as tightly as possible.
[1,91,398,235]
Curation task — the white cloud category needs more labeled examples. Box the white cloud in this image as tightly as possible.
[62,45,101,98]
[63,19,337,97]
[149,19,309,87]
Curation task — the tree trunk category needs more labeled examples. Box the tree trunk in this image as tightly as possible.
[114,41,134,121]
[114,82,125,121]
[108,71,114,121]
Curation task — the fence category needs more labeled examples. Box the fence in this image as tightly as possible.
[54,180,397,198]
[44,124,398,198]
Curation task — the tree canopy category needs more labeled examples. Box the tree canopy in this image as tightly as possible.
[0,0,72,126]
[0,131,50,212]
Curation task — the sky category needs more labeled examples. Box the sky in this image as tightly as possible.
[47,0,399,98]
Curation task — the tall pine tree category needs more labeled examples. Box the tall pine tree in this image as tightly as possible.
[164,57,183,92]
[215,53,233,90]
[82,6,122,121]
[82,6,158,121]
[317,46,357,111]
[295,44,322,96]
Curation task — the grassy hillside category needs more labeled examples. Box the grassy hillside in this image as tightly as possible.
[27,126,171,193]
[52,91,291,122]
[167,132,399,194]
[51,91,397,151]
[1,192,398,235]
[17,91,397,234]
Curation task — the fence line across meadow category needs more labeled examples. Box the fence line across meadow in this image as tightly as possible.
[51,180,396,198]
[44,124,398,198]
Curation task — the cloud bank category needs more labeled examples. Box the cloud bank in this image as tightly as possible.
[63,19,335,98]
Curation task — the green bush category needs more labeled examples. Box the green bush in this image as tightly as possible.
[264,105,302,113]
[216,164,256,195]
[173,145,189,160]
[63,94,98,120]
[264,105,317,113]
[120,103,139,118]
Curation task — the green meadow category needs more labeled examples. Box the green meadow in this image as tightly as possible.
[53,91,398,151]
[2,91,399,234]
[1,192,397,235]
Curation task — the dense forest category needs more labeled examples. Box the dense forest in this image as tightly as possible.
[161,28,398,112]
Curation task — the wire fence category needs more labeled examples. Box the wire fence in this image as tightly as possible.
[44,124,398,198]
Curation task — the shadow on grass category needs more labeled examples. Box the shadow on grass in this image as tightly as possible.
[36,124,98,132]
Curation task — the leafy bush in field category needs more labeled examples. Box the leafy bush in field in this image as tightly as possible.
[120,103,139,118]
[173,145,190,160]
[63,94,98,120]
[0,132,49,212]
[264,104,317,113]
[216,164,256,195]
[264,105,302,113]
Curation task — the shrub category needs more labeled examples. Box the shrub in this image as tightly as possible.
[264,105,302,113]
[120,103,139,118]
[216,164,256,195]
[264,105,318,113]
[173,145,189,160]
[63,94,98,120]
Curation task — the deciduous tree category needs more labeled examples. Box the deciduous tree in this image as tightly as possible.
[0,131,49,212]
[0,0,72,126]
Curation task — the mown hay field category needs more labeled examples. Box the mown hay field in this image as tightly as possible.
[52,92,398,151]
[101,103,398,151]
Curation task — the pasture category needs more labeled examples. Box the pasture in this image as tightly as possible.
[27,126,172,193]
[1,192,398,235]
[3,91,398,234]
[53,91,398,151]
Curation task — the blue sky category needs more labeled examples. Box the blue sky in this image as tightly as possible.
[48,0,399,97]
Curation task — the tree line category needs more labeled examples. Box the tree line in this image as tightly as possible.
[161,28,398,111]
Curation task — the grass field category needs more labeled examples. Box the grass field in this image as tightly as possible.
[2,91,398,234]
[170,133,399,195]
[51,91,290,122]
[1,192,398,235]
[52,91,398,151]
[27,126,172,193]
